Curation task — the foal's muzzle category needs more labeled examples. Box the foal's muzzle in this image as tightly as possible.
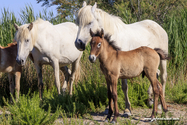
[75,39,85,51]
[89,55,96,63]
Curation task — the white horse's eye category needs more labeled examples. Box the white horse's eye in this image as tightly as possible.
[97,43,101,48]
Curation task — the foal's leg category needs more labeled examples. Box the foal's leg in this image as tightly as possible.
[105,79,113,122]
[160,60,167,98]
[14,71,21,101]
[147,69,160,107]
[156,80,168,112]
[121,79,131,117]
[149,78,159,119]
[111,77,119,123]
[8,73,14,102]
[35,63,44,99]
[52,59,61,95]
[60,66,71,95]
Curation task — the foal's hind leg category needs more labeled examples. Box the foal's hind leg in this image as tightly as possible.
[60,66,71,95]
[156,80,168,112]
[147,69,160,107]
[121,79,131,117]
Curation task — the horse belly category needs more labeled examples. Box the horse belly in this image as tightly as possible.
[119,63,143,79]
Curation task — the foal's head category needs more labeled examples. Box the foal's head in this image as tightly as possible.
[89,28,104,63]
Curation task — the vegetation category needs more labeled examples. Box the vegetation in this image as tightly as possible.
[0,0,187,124]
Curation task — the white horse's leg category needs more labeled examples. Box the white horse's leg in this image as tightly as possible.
[15,71,21,101]
[35,63,44,99]
[160,60,167,98]
[122,79,131,117]
[60,66,71,95]
[52,59,61,95]
[69,52,82,95]
[8,73,14,102]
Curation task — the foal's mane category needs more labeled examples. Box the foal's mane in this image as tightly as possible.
[94,30,121,51]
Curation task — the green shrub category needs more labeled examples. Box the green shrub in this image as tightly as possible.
[3,92,59,125]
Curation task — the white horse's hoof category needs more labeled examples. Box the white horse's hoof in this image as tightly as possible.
[111,121,116,124]
[104,119,109,122]
[148,98,154,107]
[103,108,109,114]
[122,112,131,118]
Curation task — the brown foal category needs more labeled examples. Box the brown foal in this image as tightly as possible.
[0,42,22,101]
[89,29,168,123]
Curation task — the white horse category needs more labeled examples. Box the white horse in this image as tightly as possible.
[75,2,168,116]
[14,18,82,99]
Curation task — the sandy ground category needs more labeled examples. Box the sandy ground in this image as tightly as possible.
[0,103,186,124]
[55,103,187,125]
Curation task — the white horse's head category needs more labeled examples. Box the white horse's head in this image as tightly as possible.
[75,2,103,51]
[14,22,35,66]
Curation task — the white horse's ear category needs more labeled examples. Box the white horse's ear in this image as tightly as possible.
[14,23,19,31]
[91,2,97,14]
[83,1,87,7]
[90,28,94,37]
[28,22,33,31]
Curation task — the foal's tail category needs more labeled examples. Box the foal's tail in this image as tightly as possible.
[154,48,170,60]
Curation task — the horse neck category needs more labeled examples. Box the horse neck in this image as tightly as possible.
[99,39,117,65]
[97,9,126,35]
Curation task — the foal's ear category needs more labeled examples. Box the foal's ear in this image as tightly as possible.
[90,28,94,37]
[91,2,97,14]
[83,1,87,7]
[14,23,19,31]
[28,22,33,31]
[100,28,104,38]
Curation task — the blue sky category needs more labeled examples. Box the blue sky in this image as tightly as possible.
[0,0,57,19]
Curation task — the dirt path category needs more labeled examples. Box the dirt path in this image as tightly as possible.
[55,103,187,125]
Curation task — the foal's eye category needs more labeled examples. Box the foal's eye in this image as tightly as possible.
[97,43,101,48]
[88,22,91,25]
[25,39,29,42]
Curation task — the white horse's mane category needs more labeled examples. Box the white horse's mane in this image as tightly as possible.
[14,18,50,45]
[76,5,125,35]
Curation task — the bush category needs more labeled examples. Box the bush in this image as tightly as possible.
[3,92,59,125]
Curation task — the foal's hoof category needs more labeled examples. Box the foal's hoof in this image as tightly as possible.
[163,108,168,113]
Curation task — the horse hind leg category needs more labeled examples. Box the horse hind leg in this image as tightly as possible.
[156,79,168,112]
[52,59,61,95]
[160,60,167,98]
[15,71,21,101]
[60,66,71,95]
[121,79,131,117]
[147,69,160,107]
[8,73,14,102]
[35,63,44,99]
[68,52,82,95]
